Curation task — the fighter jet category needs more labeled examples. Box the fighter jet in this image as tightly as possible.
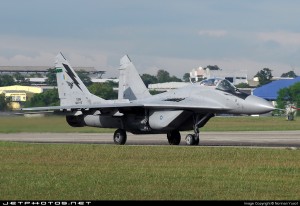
[21,53,275,145]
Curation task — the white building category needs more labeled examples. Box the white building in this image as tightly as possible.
[189,66,248,85]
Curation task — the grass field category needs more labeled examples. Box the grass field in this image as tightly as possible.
[0,141,299,200]
[0,115,299,200]
[1,115,300,133]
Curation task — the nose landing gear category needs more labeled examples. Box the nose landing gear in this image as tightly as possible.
[185,113,214,146]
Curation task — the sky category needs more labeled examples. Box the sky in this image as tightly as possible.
[0,0,300,79]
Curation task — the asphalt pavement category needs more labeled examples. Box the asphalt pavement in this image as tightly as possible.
[0,131,299,148]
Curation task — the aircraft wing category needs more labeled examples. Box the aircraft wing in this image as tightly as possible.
[143,103,231,112]
[20,102,145,112]
[20,100,230,114]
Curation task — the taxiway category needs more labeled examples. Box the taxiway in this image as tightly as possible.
[0,131,299,147]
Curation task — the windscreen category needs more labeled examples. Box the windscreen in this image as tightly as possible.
[200,78,249,99]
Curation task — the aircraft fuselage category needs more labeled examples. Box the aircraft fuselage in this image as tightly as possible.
[67,84,274,135]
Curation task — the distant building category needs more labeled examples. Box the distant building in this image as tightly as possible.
[148,82,189,92]
[189,67,208,82]
[253,76,300,101]
[27,77,47,86]
[149,67,250,92]
[0,85,43,109]
[91,78,119,83]
[0,66,106,82]
[189,66,248,85]
[209,71,248,85]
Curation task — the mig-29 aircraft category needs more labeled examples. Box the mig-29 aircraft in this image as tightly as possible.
[21,53,275,145]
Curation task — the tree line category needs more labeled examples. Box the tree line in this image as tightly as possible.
[0,67,299,111]
[24,69,184,107]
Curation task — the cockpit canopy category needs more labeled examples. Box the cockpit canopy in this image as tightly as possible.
[199,78,237,93]
[199,78,249,99]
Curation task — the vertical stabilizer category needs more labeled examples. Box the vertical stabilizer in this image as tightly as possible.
[118,55,151,100]
[55,52,105,106]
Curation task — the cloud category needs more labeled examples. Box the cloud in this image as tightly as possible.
[198,30,228,37]
[0,52,55,66]
[140,55,294,79]
[0,34,110,65]
[257,31,300,46]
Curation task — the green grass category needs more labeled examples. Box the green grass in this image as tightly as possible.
[0,115,114,133]
[1,115,299,200]
[0,115,300,133]
[0,141,299,200]
[203,116,300,131]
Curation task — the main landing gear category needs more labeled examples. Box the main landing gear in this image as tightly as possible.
[113,128,182,145]
[185,113,215,146]
[167,130,181,145]
[113,128,127,145]
[113,113,214,146]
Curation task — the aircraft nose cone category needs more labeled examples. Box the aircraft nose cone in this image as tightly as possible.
[245,95,275,114]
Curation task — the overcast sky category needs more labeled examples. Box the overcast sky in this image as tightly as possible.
[0,0,300,79]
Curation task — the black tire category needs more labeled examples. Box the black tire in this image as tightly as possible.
[167,130,181,145]
[194,136,200,145]
[287,114,294,121]
[113,129,127,145]
[185,134,195,145]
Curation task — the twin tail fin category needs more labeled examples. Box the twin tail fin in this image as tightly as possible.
[118,55,151,100]
[55,52,106,106]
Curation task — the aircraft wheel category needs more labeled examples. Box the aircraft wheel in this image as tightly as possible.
[113,129,127,145]
[287,114,294,121]
[167,130,181,145]
[194,135,200,145]
[185,134,196,145]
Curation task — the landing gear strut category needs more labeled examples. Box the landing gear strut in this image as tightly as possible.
[185,113,214,146]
